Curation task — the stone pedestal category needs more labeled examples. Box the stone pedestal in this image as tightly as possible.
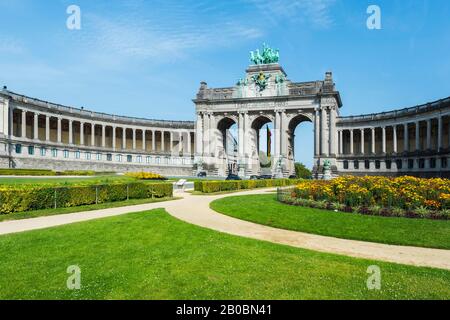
[273,157,284,179]
[323,168,332,180]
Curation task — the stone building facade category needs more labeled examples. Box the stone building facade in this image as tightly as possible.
[0,49,449,178]
[0,90,195,175]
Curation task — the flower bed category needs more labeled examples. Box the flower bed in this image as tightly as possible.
[0,182,173,214]
[125,172,167,180]
[280,176,450,220]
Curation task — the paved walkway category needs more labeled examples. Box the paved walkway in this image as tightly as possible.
[0,189,449,270]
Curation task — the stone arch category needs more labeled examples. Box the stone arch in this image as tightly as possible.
[248,115,275,176]
[215,116,238,165]
[251,115,272,130]
[286,113,314,175]
[250,115,273,157]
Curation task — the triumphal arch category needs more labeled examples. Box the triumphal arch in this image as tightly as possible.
[194,44,342,178]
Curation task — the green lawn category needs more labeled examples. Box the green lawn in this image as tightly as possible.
[0,209,448,299]
[0,197,177,222]
[210,194,450,250]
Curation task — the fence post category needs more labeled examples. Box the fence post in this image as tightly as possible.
[95,186,98,205]
[127,184,129,201]
[54,188,57,209]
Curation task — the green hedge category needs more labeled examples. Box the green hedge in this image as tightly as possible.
[0,169,57,176]
[0,169,117,176]
[0,182,173,214]
[194,179,302,193]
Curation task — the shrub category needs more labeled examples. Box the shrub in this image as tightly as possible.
[0,182,173,214]
[0,169,117,177]
[0,169,56,176]
[352,206,362,214]
[415,206,431,219]
[392,207,405,217]
[56,170,97,176]
[194,179,302,193]
[369,205,383,216]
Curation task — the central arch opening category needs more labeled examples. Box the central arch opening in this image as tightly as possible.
[251,115,274,176]
[217,117,238,175]
[288,114,314,177]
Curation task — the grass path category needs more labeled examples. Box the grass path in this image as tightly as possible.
[210,194,450,249]
[0,209,449,300]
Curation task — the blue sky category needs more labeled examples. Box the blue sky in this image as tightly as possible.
[1,0,449,168]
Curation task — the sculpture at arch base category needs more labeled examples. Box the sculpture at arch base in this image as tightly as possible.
[323,160,332,180]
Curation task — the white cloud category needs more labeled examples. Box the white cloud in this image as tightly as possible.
[75,4,263,66]
[249,0,336,28]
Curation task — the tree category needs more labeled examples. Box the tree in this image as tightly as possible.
[294,162,312,179]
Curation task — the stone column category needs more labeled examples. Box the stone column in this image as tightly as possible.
[152,130,156,151]
[382,126,386,154]
[34,113,39,140]
[21,109,26,138]
[170,131,174,153]
[142,130,146,151]
[393,125,398,153]
[204,113,211,156]
[314,109,320,156]
[238,112,245,157]
[187,131,192,155]
[57,117,62,143]
[329,107,337,155]
[91,123,96,147]
[371,127,376,154]
[68,120,73,144]
[112,126,116,150]
[426,119,432,150]
[360,129,365,155]
[80,122,84,145]
[132,128,136,150]
[45,115,50,142]
[349,129,354,155]
[209,114,217,157]
[404,123,409,152]
[320,108,328,156]
[438,116,443,151]
[338,130,343,155]
[415,121,420,151]
[122,127,126,149]
[161,131,165,152]
[244,112,251,158]
[277,111,283,157]
[102,125,106,148]
[196,113,203,155]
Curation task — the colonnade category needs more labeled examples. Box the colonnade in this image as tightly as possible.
[337,116,449,156]
[12,108,194,155]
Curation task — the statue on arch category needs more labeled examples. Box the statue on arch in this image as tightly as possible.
[250,44,280,65]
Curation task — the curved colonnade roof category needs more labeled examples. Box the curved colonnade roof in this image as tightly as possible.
[2,88,449,128]
[0,89,195,130]
[338,96,450,124]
